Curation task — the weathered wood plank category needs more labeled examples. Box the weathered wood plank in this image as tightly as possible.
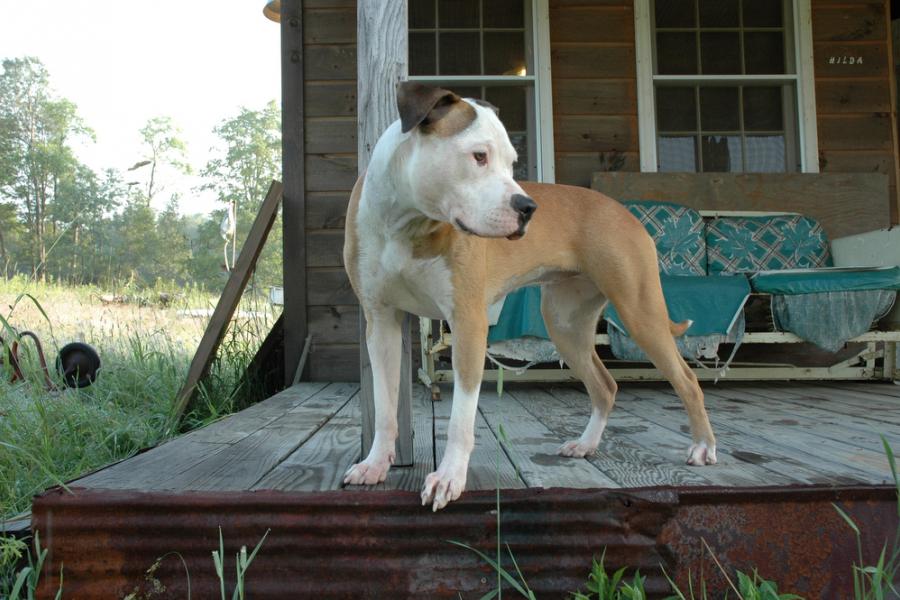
[357,0,414,466]
[432,386,524,491]
[550,6,633,44]
[306,229,345,267]
[307,268,356,305]
[553,115,638,153]
[305,154,357,192]
[549,385,783,487]
[550,46,636,79]
[816,79,891,113]
[305,117,357,154]
[308,305,359,345]
[627,387,886,483]
[552,79,637,116]
[478,389,618,488]
[305,82,357,117]
[812,4,886,42]
[77,382,332,489]
[591,172,890,239]
[818,114,893,151]
[307,344,359,381]
[306,192,349,229]
[304,7,355,44]
[511,386,713,487]
[819,149,895,175]
[163,383,359,491]
[252,395,362,491]
[304,46,356,80]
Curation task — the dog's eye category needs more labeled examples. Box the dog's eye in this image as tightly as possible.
[473,152,487,166]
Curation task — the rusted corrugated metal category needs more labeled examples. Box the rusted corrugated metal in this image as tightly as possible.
[31,485,897,599]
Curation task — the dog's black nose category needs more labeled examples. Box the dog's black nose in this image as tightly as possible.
[511,194,537,222]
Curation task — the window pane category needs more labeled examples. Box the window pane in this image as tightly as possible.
[657,33,698,74]
[743,87,783,131]
[410,32,436,75]
[410,0,435,28]
[700,87,739,131]
[656,87,697,131]
[699,0,738,28]
[744,32,785,74]
[655,0,695,28]
[743,0,783,27]
[658,136,698,171]
[701,135,742,171]
[745,136,786,172]
[509,132,529,180]
[484,32,526,75]
[439,32,481,74]
[700,32,741,74]
[484,0,524,28]
[438,0,479,28]
[451,86,482,100]
[486,86,527,131]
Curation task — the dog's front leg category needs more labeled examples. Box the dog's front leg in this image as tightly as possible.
[421,308,487,511]
[343,305,404,485]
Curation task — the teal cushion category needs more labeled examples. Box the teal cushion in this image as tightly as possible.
[605,275,751,337]
[487,286,549,342]
[750,266,900,295]
[707,215,832,274]
[623,200,706,276]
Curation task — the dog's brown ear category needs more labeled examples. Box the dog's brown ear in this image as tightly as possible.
[396,81,476,135]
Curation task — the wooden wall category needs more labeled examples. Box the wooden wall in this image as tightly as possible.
[812,0,900,223]
[549,0,640,186]
[292,0,900,381]
[302,0,359,381]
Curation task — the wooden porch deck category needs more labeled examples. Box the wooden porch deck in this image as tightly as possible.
[74,380,900,493]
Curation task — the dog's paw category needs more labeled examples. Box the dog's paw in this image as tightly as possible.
[557,439,598,458]
[686,442,717,466]
[343,454,394,486]
[421,464,467,512]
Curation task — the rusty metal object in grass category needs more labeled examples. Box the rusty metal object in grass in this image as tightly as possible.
[1,331,100,390]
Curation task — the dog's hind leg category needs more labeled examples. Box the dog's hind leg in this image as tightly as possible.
[541,277,617,458]
[611,283,717,466]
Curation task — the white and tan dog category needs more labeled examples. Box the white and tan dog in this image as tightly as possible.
[343,82,717,511]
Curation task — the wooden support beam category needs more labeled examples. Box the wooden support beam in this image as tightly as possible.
[357,0,414,466]
[281,0,308,386]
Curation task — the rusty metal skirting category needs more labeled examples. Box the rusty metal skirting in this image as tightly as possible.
[32,485,898,599]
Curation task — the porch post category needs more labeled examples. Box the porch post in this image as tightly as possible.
[357,0,414,465]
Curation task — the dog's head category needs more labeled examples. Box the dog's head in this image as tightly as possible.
[396,82,536,240]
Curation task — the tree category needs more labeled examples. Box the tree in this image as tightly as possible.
[201,101,281,286]
[0,57,93,280]
[128,116,191,207]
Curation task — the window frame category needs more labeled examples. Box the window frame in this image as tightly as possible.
[407,0,556,182]
[634,0,819,173]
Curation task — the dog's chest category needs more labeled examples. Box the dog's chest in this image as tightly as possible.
[362,236,454,320]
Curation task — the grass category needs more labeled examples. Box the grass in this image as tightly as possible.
[0,276,278,521]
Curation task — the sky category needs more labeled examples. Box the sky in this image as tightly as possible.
[0,0,282,215]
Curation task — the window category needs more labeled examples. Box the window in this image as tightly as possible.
[408,0,555,182]
[636,0,818,173]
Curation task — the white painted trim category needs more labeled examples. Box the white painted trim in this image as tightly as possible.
[534,0,556,183]
[634,0,657,172]
[633,0,819,174]
[794,0,820,173]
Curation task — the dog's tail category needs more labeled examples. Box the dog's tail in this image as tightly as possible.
[669,319,692,337]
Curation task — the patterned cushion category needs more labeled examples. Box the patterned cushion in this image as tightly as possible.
[623,200,706,275]
[706,215,832,274]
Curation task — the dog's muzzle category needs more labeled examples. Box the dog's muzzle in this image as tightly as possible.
[507,194,537,240]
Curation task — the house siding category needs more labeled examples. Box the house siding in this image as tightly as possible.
[297,0,900,381]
